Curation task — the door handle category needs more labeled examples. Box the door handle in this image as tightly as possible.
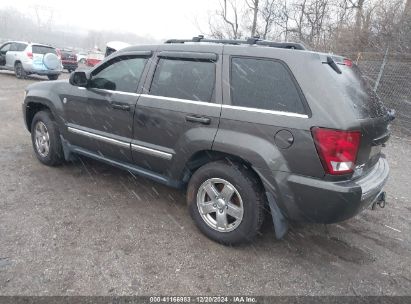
[111,102,130,111]
[185,115,211,125]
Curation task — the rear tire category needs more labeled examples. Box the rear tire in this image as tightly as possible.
[31,110,64,166]
[187,160,265,245]
[15,62,27,79]
[47,74,59,80]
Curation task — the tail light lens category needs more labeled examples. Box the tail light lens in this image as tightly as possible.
[343,58,353,67]
[312,127,361,175]
[26,52,33,59]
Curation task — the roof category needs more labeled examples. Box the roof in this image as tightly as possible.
[1,41,54,47]
[106,41,130,50]
[118,36,307,57]
[164,36,306,50]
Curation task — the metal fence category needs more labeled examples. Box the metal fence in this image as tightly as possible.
[351,51,411,136]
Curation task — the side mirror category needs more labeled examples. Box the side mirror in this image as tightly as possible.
[69,71,89,87]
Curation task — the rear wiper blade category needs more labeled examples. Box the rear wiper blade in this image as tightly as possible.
[324,56,342,74]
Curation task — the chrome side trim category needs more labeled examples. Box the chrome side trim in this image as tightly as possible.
[140,94,221,107]
[131,143,173,160]
[221,105,309,118]
[67,127,130,148]
[76,87,139,96]
[139,94,307,118]
[92,88,140,96]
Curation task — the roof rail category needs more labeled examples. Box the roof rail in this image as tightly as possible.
[164,35,306,50]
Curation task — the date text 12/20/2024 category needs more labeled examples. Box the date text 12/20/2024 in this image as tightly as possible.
[149,296,257,303]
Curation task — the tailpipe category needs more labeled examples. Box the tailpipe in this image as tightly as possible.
[372,191,386,210]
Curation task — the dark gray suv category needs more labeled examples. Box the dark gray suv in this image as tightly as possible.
[22,36,393,244]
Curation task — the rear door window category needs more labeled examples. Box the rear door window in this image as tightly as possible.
[9,43,18,51]
[32,45,57,55]
[230,57,306,114]
[15,43,27,51]
[150,58,215,102]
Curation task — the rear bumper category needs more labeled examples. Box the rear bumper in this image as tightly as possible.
[266,157,389,223]
[62,62,78,70]
[31,70,61,76]
[22,62,62,75]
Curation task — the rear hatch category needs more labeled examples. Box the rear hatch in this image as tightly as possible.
[61,51,77,63]
[324,55,392,176]
[32,45,59,70]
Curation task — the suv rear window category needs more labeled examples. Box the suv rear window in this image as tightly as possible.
[150,58,215,102]
[230,57,306,114]
[341,65,385,118]
[32,45,57,55]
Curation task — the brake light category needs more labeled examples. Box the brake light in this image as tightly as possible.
[26,52,33,59]
[343,58,353,67]
[312,127,361,175]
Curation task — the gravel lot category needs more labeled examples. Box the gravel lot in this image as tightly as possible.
[0,71,410,296]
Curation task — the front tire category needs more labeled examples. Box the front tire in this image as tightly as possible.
[15,62,27,79]
[31,110,64,166]
[187,160,265,245]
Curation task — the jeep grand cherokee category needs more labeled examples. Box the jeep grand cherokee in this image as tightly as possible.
[22,36,393,245]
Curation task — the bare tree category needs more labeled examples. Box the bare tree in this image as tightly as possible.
[213,0,242,39]
[246,0,260,37]
[259,0,277,39]
[203,0,411,54]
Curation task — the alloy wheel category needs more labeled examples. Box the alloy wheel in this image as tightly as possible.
[34,121,50,157]
[196,178,244,232]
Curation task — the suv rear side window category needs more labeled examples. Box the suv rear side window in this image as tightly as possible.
[32,45,57,55]
[230,57,306,114]
[10,43,26,51]
[9,43,18,51]
[150,58,215,102]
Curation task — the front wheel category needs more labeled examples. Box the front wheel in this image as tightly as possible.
[31,110,64,166]
[187,160,265,245]
[47,74,59,80]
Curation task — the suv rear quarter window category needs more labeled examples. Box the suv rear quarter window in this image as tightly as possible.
[230,57,306,114]
[150,58,215,102]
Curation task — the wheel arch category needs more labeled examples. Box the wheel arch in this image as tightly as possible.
[25,98,57,132]
[181,149,262,187]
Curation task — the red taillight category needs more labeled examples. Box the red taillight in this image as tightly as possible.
[343,58,353,67]
[26,52,33,59]
[312,127,361,175]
